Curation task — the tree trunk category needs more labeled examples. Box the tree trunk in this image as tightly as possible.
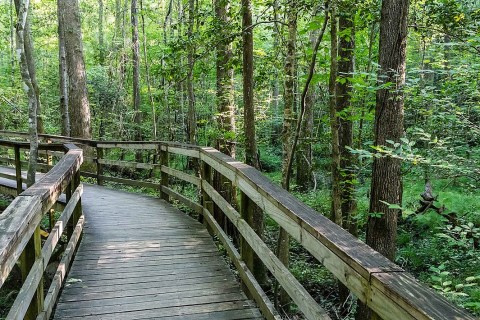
[140,0,156,140]
[242,0,266,287]
[336,3,357,312]
[98,0,105,65]
[357,0,409,318]
[329,6,342,226]
[215,0,235,157]
[296,30,317,191]
[15,0,38,188]
[277,2,297,308]
[131,0,142,143]
[337,4,357,236]
[57,0,70,136]
[186,0,196,145]
[60,0,92,139]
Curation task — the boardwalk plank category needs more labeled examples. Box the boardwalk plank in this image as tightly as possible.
[52,184,261,319]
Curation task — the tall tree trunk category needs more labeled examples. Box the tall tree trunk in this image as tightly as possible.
[241,0,266,287]
[215,0,235,157]
[10,0,15,84]
[329,6,342,226]
[277,1,297,308]
[14,0,42,134]
[357,0,409,318]
[186,0,196,145]
[15,0,38,188]
[296,30,317,191]
[60,0,92,139]
[131,0,142,143]
[98,0,105,65]
[57,0,70,136]
[140,0,157,140]
[214,0,237,237]
[336,3,357,312]
[337,3,357,236]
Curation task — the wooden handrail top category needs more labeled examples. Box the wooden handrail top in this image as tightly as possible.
[0,142,83,286]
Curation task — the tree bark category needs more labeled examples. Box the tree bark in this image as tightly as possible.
[15,0,38,188]
[357,1,409,318]
[98,0,105,65]
[277,2,297,308]
[367,0,408,263]
[242,0,266,287]
[337,3,357,236]
[336,2,357,312]
[186,0,196,145]
[140,0,156,140]
[131,0,142,143]
[329,6,342,226]
[57,0,70,136]
[215,0,235,157]
[60,0,92,139]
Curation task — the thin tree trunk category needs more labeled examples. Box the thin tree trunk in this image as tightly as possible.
[140,0,156,140]
[296,30,317,190]
[329,5,342,226]
[98,0,105,65]
[15,0,38,188]
[356,0,409,318]
[215,0,235,157]
[186,0,196,145]
[131,0,142,144]
[336,3,357,312]
[337,3,357,236]
[61,0,92,139]
[57,0,70,136]
[242,0,266,287]
[277,1,297,308]
[10,0,15,84]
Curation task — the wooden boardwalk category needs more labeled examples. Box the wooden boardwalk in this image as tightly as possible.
[51,184,262,319]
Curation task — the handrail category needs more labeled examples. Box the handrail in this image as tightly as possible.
[0,138,84,320]
[0,131,476,320]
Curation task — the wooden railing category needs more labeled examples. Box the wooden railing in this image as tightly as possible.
[0,138,83,320]
[0,131,476,320]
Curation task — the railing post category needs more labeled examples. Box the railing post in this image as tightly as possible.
[46,139,52,168]
[96,146,104,186]
[159,145,169,201]
[200,160,214,230]
[19,226,44,320]
[72,170,82,225]
[240,191,267,289]
[66,176,73,238]
[14,145,22,195]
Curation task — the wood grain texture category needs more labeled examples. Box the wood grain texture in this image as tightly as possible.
[52,184,260,319]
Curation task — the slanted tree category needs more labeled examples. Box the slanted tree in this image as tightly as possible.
[60,0,92,139]
[14,0,38,187]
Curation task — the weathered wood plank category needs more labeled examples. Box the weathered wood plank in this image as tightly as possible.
[161,185,202,213]
[202,205,281,320]
[0,196,42,286]
[36,215,84,320]
[203,181,330,320]
[97,158,157,170]
[161,165,201,186]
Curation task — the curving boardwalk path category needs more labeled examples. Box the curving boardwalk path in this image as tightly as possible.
[53,184,262,319]
[0,166,261,319]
